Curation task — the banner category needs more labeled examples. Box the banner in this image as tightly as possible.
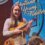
[13,0,45,41]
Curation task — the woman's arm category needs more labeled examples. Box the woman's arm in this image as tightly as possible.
[23,18,36,31]
[22,18,33,31]
[23,20,33,32]
[3,19,22,36]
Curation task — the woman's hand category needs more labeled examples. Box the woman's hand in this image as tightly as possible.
[14,28,23,34]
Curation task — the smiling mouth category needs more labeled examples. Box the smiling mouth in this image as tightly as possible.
[15,11,19,14]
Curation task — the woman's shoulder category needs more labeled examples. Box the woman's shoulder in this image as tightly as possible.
[5,18,12,23]
[6,18,11,21]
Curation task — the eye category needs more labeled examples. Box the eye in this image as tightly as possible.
[15,9,20,12]
[15,9,17,11]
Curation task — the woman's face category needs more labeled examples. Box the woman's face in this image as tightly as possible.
[13,5,21,19]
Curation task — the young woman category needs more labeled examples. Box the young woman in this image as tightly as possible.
[3,2,34,45]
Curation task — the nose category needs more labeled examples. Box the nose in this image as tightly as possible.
[15,10,19,14]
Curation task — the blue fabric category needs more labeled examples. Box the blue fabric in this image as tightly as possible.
[13,0,45,42]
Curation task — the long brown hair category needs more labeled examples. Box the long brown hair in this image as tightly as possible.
[10,2,23,21]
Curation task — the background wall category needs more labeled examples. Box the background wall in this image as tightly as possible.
[13,0,45,42]
[0,0,12,45]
